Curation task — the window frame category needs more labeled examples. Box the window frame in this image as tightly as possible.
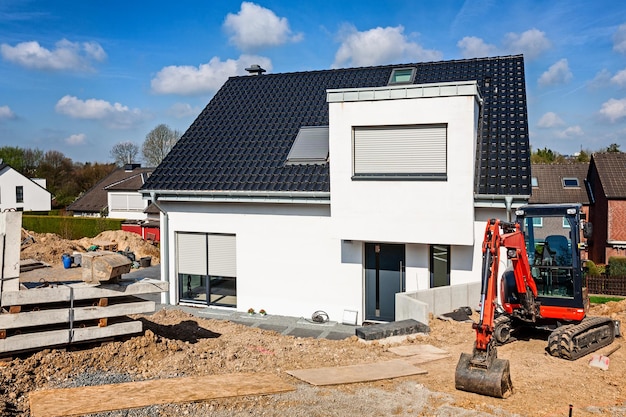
[15,186,23,203]
[430,244,450,288]
[562,177,579,188]
[388,67,416,85]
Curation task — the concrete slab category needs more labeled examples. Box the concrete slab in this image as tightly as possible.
[324,331,352,340]
[287,328,323,339]
[257,324,289,334]
[356,319,429,341]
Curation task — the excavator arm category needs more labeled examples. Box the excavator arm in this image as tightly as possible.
[455,218,535,398]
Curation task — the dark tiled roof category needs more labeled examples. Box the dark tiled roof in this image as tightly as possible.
[529,163,589,204]
[68,167,153,213]
[143,55,530,195]
[592,152,626,198]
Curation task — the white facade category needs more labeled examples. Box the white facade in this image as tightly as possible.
[155,81,519,324]
[0,166,51,212]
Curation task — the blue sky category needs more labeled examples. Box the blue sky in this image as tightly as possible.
[1,0,626,164]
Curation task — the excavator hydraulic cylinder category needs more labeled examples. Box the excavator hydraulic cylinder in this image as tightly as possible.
[455,352,513,399]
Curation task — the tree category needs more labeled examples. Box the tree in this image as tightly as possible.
[606,143,621,153]
[574,149,591,163]
[531,147,565,164]
[110,141,139,166]
[142,124,181,167]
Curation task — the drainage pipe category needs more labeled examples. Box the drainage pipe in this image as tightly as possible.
[150,192,170,305]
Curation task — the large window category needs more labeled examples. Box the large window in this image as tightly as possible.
[353,124,447,180]
[430,245,450,287]
[15,186,23,203]
[176,232,237,307]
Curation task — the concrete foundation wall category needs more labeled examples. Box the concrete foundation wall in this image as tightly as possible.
[396,281,481,324]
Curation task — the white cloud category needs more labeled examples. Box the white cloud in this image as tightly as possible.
[65,133,86,145]
[0,39,106,71]
[599,98,626,122]
[556,125,584,138]
[167,102,201,118]
[504,28,551,60]
[0,105,16,120]
[589,69,612,90]
[151,54,272,96]
[223,2,302,51]
[611,68,626,87]
[333,25,442,68]
[55,95,144,129]
[537,112,565,128]
[457,36,497,59]
[614,23,626,54]
[538,59,572,86]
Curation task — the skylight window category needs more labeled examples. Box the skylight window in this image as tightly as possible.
[531,176,538,187]
[388,68,416,85]
[285,126,329,165]
[562,178,579,188]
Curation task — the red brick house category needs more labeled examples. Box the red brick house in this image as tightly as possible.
[586,153,626,263]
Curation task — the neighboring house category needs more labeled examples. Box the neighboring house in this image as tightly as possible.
[529,163,590,257]
[586,153,626,264]
[0,163,51,212]
[68,164,153,220]
[142,55,531,324]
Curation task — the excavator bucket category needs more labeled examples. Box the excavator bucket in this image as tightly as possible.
[455,352,513,398]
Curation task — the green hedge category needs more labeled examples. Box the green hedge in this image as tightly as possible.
[608,256,626,277]
[22,215,122,240]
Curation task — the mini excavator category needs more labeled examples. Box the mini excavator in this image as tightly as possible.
[455,204,620,398]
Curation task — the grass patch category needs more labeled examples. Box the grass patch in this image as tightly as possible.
[590,295,625,304]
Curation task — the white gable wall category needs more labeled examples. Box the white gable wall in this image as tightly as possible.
[0,167,51,212]
[328,84,480,245]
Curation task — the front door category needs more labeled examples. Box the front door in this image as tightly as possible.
[365,243,405,322]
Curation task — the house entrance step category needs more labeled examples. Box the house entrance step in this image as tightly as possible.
[356,319,429,341]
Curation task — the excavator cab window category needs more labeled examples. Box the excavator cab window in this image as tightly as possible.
[520,215,575,299]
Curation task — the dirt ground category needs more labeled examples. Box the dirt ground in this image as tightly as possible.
[5,231,626,417]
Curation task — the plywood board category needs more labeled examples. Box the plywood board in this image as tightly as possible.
[388,344,451,364]
[286,359,427,386]
[29,372,294,417]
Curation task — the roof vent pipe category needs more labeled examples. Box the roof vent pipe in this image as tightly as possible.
[245,64,266,75]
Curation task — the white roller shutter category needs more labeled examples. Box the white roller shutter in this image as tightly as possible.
[109,194,127,211]
[127,194,145,211]
[208,234,237,277]
[176,233,207,275]
[354,125,447,175]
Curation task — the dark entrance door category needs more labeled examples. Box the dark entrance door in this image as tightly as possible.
[365,243,405,322]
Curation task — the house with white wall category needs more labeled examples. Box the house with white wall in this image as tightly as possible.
[68,164,153,220]
[141,56,531,324]
[0,163,51,212]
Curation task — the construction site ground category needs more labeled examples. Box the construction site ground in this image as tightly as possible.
[4,230,626,417]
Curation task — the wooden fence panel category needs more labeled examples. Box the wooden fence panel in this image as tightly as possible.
[586,275,626,296]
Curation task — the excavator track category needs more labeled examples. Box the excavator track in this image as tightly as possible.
[547,316,616,361]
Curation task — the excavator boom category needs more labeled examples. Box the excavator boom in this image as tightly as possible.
[454,219,520,398]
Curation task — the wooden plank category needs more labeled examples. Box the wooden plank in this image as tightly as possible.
[388,344,451,364]
[30,372,294,417]
[2,279,167,306]
[0,301,155,330]
[0,321,142,353]
[286,359,427,386]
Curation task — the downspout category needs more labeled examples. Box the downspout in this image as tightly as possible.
[150,192,170,305]
[505,196,513,222]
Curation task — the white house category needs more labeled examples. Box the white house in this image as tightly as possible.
[68,164,153,220]
[0,163,51,212]
[142,56,531,324]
